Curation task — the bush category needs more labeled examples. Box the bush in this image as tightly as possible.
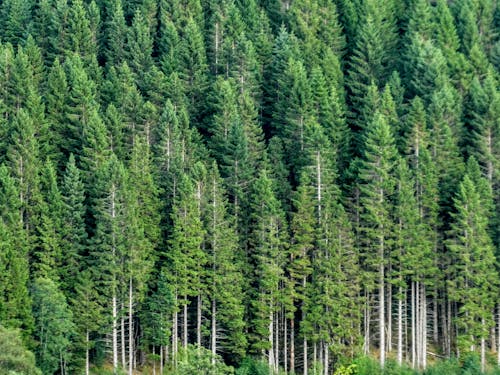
[235,358,270,375]
[0,325,41,375]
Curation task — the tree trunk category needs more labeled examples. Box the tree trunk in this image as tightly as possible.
[411,281,416,368]
[129,277,133,375]
[481,318,486,373]
[497,307,500,366]
[121,313,126,369]
[379,261,385,367]
[324,343,329,375]
[160,345,163,375]
[284,316,288,374]
[183,299,188,348]
[303,336,308,375]
[397,287,403,365]
[113,294,118,374]
[364,290,370,355]
[290,317,295,374]
[269,310,275,371]
[197,294,202,348]
[153,346,156,375]
[86,330,90,375]
[211,299,216,365]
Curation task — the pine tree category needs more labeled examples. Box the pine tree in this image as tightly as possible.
[0,165,32,334]
[447,173,497,366]
[60,154,87,295]
[358,112,398,367]
[167,173,205,351]
[0,0,32,46]
[248,169,287,370]
[204,163,247,362]
[32,277,75,374]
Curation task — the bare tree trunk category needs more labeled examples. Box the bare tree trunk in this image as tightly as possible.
[121,312,126,369]
[129,277,133,375]
[183,300,188,348]
[387,277,392,353]
[113,295,118,373]
[153,346,156,375]
[411,281,416,368]
[211,299,216,365]
[497,306,500,366]
[303,336,308,375]
[379,261,385,367]
[269,310,275,371]
[433,291,439,344]
[324,343,329,375]
[290,318,295,374]
[275,311,279,374]
[481,318,486,373]
[422,283,427,369]
[284,316,288,374]
[397,287,403,365]
[364,290,370,355]
[172,299,178,367]
[160,345,163,375]
[197,294,202,347]
[86,330,90,375]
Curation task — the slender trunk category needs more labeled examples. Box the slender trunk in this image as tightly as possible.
[211,299,216,365]
[121,312,126,369]
[303,337,308,375]
[290,318,295,374]
[411,281,416,368]
[153,346,156,375]
[284,316,288,374]
[183,301,188,348]
[275,311,279,373]
[172,296,178,367]
[86,330,90,375]
[387,277,392,353]
[379,261,385,367]
[129,277,133,375]
[433,291,439,344]
[324,343,329,375]
[113,295,118,373]
[421,283,427,369]
[197,294,202,347]
[481,318,486,373]
[269,310,274,371]
[364,290,370,354]
[397,287,403,365]
[160,345,163,375]
[497,306,500,366]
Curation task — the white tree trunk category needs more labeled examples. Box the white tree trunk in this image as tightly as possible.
[211,299,216,365]
[129,277,133,375]
[113,295,118,373]
[397,287,403,365]
[197,294,202,347]
[183,301,188,348]
[86,330,90,375]
[269,310,275,371]
[379,261,385,367]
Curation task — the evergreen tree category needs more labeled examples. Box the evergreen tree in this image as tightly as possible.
[358,112,398,367]
[447,173,497,364]
[32,277,75,374]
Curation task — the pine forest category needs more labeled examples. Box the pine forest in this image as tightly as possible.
[0,0,499,374]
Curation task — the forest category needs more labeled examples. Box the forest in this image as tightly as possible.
[0,0,498,374]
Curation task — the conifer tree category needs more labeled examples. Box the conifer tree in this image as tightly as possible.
[204,163,247,362]
[0,165,32,334]
[248,169,287,370]
[447,173,497,370]
[358,112,398,367]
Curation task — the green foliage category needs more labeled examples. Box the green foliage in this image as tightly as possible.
[0,325,41,375]
[173,345,234,375]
